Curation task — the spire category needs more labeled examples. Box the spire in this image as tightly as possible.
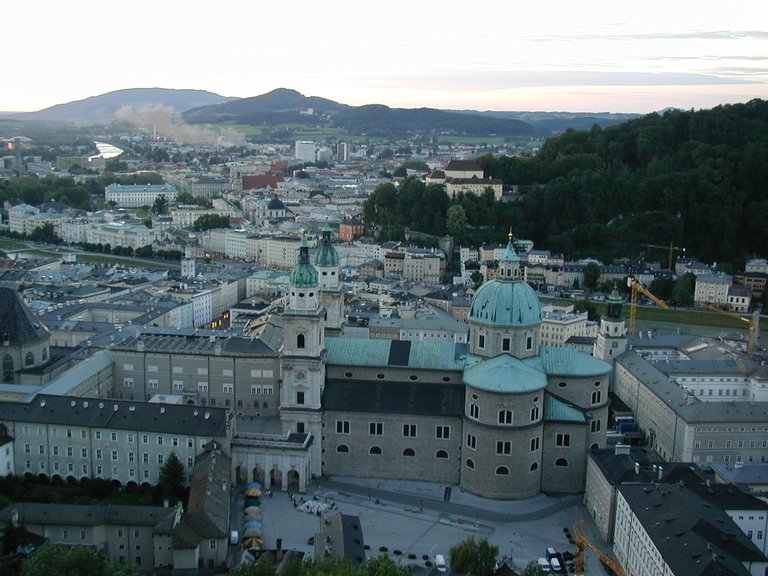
[290,233,318,288]
[498,228,521,281]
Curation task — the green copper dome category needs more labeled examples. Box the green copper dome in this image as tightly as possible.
[290,236,318,288]
[469,280,542,326]
[315,223,339,267]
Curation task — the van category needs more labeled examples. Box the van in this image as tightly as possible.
[546,547,557,561]
[537,558,551,572]
[549,556,563,573]
[435,554,447,572]
[229,530,239,545]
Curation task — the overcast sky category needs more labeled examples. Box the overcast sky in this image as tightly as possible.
[4,0,767,113]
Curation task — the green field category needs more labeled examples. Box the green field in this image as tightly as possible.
[0,239,28,250]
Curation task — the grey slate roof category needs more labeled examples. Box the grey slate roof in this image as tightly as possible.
[0,286,49,346]
[323,380,464,417]
[618,484,765,575]
[616,351,768,424]
[0,394,229,438]
[0,502,175,527]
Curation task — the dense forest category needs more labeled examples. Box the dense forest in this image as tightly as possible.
[363,99,768,267]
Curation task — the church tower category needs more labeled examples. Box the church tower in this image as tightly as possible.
[594,284,627,363]
[280,234,325,477]
[315,223,344,336]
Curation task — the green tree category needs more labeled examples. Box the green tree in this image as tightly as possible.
[192,214,231,232]
[447,205,468,238]
[158,452,185,502]
[21,544,140,576]
[357,555,412,576]
[470,270,485,290]
[522,560,546,576]
[449,536,498,576]
[231,558,277,576]
[672,272,696,307]
[28,223,60,244]
[583,263,601,293]
[151,194,169,215]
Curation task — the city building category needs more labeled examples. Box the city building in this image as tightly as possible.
[104,184,178,208]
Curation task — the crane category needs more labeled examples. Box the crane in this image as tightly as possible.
[701,303,760,356]
[573,520,628,576]
[642,242,685,272]
[627,277,670,335]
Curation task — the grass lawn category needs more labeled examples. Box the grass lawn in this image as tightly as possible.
[0,239,28,250]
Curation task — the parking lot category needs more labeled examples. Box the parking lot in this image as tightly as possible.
[232,476,614,574]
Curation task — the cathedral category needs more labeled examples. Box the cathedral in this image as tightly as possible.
[259,228,613,499]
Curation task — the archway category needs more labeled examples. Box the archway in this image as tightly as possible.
[269,466,282,489]
[252,464,265,485]
[287,469,300,491]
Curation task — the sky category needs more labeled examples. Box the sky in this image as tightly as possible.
[4,0,767,114]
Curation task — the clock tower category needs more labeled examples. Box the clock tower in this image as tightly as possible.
[594,284,628,364]
[280,234,326,477]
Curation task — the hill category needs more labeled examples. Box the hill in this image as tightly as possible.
[3,88,235,123]
[477,99,768,267]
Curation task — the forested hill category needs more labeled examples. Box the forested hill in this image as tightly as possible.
[477,98,768,267]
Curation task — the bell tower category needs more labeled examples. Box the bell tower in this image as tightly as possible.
[594,284,627,363]
[280,234,325,477]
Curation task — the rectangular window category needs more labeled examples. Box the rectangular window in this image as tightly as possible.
[142,435,148,444]
[502,337,511,351]
[369,422,383,436]
[478,334,485,349]
[123,378,134,388]
[111,432,117,442]
[496,441,511,455]
[172,366,183,374]
[556,433,571,447]
[157,436,163,446]
[81,448,88,458]
[466,434,477,450]
[158,454,164,465]
[436,425,450,439]
[96,449,103,460]
[336,420,350,434]
[172,380,184,391]
[530,437,540,452]
[111,450,118,461]
[591,419,602,433]
[147,365,158,373]
[67,446,73,457]
[223,383,234,394]
[296,391,305,405]
[95,431,102,440]
[222,369,233,377]
[403,424,417,438]
[197,382,208,392]
[147,379,159,390]
[197,367,208,375]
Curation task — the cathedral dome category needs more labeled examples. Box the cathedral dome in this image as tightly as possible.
[469,280,541,327]
[469,232,541,327]
[315,224,339,268]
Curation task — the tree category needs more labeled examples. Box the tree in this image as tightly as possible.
[449,536,498,576]
[447,205,468,238]
[522,560,546,576]
[583,263,601,293]
[231,559,277,576]
[21,544,139,576]
[357,555,412,576]
[470,270,485,290]
[192,214,231,232]
[672,272,696,307]
[151,194,169,215]
[158,452,185,502]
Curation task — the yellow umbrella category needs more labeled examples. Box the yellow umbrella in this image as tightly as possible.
[243,537,263,549]
[244,506,261,515]
[245,488,262,497]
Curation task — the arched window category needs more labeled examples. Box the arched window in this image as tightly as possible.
[25,352,34,366]
[2,355,13,383]
[403,448,415,457]
[470,403,479,419]
[296,334,305,349]
[42,348,48,361]
[590,443,599,450]
[555,458,569,467]
[436,450,448,459]
[530,405,539,422]
[496,466,510,475]
[369,446,382,455]
[526,335,533,350]
[498,409,513,425]
[591,390,602,404]
[530,462,539,472]
[466,458,475,469]
[336,444,349,453]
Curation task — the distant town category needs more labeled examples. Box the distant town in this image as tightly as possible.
[0,109,767,576]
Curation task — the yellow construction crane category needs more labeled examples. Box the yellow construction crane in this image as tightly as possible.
[573,520,628,576]
[627,277,670,335]
[642,242,685,271]
[701,303,759,356]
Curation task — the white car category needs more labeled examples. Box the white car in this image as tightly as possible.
[435,554,448,572]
